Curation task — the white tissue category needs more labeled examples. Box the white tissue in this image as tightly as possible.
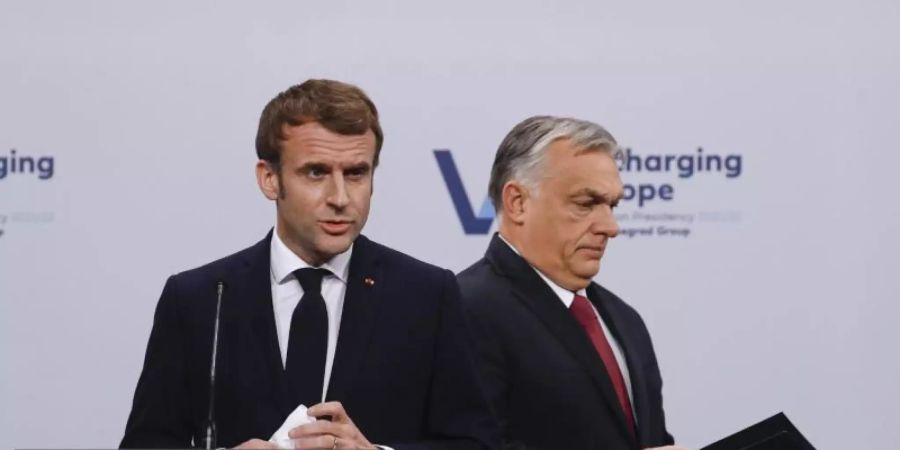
[269,404,317,449]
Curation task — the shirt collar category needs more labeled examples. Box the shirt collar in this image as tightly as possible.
[270,226,352,285]
[498,233,587,308]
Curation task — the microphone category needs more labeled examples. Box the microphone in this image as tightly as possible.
[203,279,225,450]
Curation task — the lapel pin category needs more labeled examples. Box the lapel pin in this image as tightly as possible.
[364,277,375,287]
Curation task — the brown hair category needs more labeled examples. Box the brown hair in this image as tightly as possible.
[255,79,384,168]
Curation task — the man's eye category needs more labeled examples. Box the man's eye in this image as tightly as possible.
[345,169,366,179]
[308,168,326,178]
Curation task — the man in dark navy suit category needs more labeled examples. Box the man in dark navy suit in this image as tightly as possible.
[457,116,689,450]
[121,79,498,450]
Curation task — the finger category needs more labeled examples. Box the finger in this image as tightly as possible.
[308,401,348,422]
[288,421,350,438]
[330,437,366,450]
[293,434,334,450]
[334,437,356,450]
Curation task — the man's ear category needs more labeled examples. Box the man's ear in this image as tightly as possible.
[502,181,529,225]
[256,160,280,201]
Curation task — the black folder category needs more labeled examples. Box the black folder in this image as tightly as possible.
[702,412,816,450]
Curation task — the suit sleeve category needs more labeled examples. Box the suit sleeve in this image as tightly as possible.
[120,275,194,448]
[388,270,501,450]
[460,292,538,450]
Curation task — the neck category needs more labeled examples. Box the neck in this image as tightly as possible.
[275,225,330,267]
[497,220,523,257]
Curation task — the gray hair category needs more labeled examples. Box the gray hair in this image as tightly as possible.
[488,115,619,211]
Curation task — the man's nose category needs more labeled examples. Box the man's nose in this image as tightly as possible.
[591,206,619,238]
[326,174,350,209]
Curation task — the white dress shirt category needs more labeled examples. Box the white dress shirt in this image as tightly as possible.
[270,228,351,403]
[499,235,636,414]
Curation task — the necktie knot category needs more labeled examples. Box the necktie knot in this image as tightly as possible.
[570,294,595,326]
[293,268,330,295]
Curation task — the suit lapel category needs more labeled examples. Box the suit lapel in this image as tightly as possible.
[231,231,292,417]
[325,235,383,402]
[588,284,652,447]
[485,234,637,446]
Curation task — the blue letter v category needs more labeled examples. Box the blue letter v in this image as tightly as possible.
[433,150,495,235]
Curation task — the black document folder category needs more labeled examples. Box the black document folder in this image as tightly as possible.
[702,412,816,450]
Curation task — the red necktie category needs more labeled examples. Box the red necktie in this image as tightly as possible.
[570,294,636,436]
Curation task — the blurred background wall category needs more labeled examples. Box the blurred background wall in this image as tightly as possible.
[2,1,898,448]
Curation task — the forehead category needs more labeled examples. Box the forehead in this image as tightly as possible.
[281,122,376,163]
[541,139,622,191]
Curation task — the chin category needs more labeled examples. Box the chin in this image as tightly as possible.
[319,234,356,254]
[321,239,352,255]
[573,262,601,280]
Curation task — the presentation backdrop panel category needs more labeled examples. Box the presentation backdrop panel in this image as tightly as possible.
[2,1,898,448]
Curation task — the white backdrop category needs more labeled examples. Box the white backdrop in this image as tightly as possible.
[2,1,899,449]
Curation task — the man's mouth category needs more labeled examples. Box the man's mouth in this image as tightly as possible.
[579,246,605,257]
[320,220,353,235]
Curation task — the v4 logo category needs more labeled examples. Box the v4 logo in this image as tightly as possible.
[433,150,495,235]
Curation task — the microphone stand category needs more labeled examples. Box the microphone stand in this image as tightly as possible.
[203,280,224,449]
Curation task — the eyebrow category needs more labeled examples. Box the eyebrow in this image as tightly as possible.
[297,162,330,173]
[342,161,372,173]
[571,188,623,204]
[296,161,372,173]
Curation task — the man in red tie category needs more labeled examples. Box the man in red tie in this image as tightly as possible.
[458,116,690,450]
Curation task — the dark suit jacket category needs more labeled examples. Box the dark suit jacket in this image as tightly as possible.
[457,235,674,450]
[121,232,498,450]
